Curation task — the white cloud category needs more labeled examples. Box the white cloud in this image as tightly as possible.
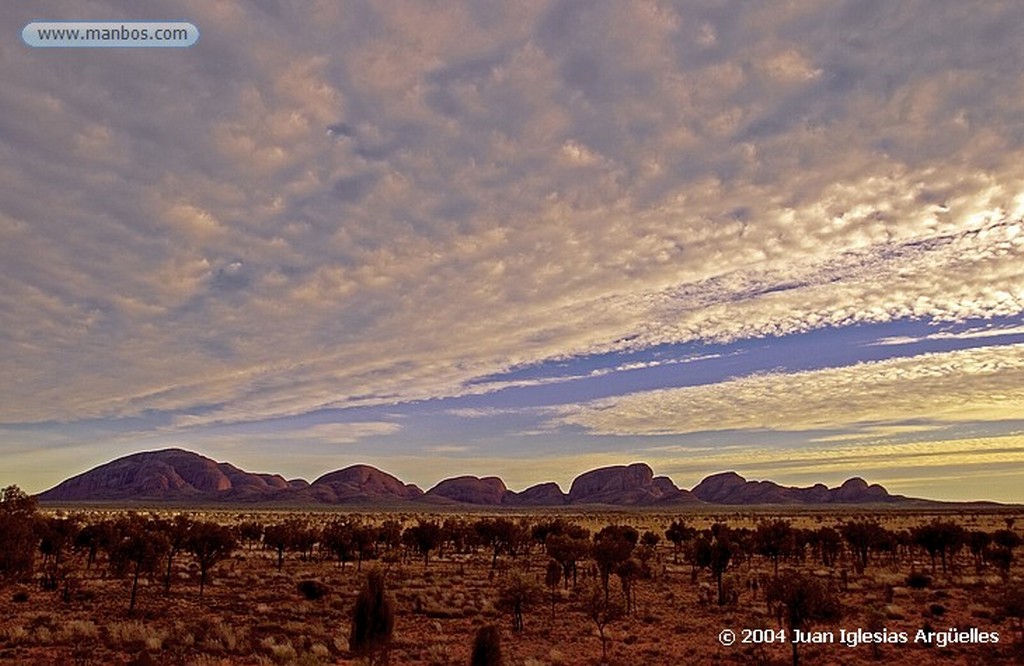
[2,0,1023,434]
[871,323,1024,346]
[555,344,1024,435]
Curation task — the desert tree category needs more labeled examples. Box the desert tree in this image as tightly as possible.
[377,520,403,552]
[693,530,736,605]
[108,516,169,613]
[496,569,542,632]
[985,545,1013,580]
[74,520,116,571]
[237,520,264,550]
[664,519,695,565]
[911,521,966,574]
[263,521,295,571]
[766,572,842,666]
[441,518,470,558]
[470,624,503,666]
[153,513,193,592]
[839,520,885,573]
[404,519,443,567]
[544,526,591,589]
[531,518,568,548]
[592,525,638,602]
[993,528,1022,553]
[810,526,842,567]
[545,558,561,619]
[0,485,38,583]
[349,567,395,664]
[352,523,380,570]
[322,518,356,567]
[581,581,623,663]
[290,521,319,561]
[755,519,794,578]
[615,558,644,614]
[968,530,992,569]
[474,517,521,569]
[36,515,79,591]
[186,520,236,598]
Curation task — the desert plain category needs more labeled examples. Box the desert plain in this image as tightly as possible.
[3,500,1024,666]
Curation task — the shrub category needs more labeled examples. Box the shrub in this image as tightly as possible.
[349,568,395,664]
[906,571,931,589]
[471,625,503,666]
[996,582,1024,642]
[298,580,330,600]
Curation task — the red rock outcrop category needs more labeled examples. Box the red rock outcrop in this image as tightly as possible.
[37,448,288,501]
[566,463,699,505]
[691,472,898,504]
[309,465,423,503]
[504,482,567,506]
[422,476,510,505]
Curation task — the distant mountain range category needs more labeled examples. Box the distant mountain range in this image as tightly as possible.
[34,448,924,507]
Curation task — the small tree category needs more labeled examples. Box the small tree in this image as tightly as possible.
[546,532,590,589]
[37,516,79,591]
[694,532,735,605]
[767,572,842,666]
[470,624,503,666]
[592,525,638,602]
[263,522,294,571]
[109,516,169,613]
[840,521,885,573]
[0,485,38,582]
[322,519,356,568]
[615,558,644,614]
[237,520,264,550]
[986,546,1014,580]
[665,520,695,565]
[404,520,442,567]
[496,569,542,632]
[582,581,623,663]
[186,521,236,599]
[993,529,1022,552]
[350,568,395,665]
[813,527,842,567]
[755,520,794,578]
[352,524,380,570]
[474,518,520,569]
[74,520,115,571]
[154,514,193,592]
[545,559,561,619]
[968,530,992,569]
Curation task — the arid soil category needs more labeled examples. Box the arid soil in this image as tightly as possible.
[2,508,1023,665]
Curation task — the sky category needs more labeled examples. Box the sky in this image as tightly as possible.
[2,1,1023,502]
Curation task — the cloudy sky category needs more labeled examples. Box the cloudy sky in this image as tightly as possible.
[3,1,1023,501]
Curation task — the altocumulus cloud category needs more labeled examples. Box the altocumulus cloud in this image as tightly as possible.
[554,344,1024,435]
[1,0,1023,436]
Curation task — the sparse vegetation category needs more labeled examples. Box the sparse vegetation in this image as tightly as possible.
[0,506,1019,663]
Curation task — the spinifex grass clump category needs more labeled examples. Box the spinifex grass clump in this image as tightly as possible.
[297,579,329,600]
